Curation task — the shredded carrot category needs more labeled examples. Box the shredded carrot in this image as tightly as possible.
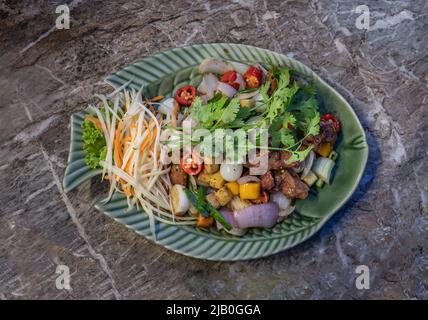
[120,180,133,196]
[150,95,164,102]
[143,120,151,146]
[124,152,135,175]
[123,187,133,196]
[140,133,151,153]
[150,120,161,152]
[85,114,102,130]
[150,126,158,152]
[171,100,180,128]
[114,123,123,167]
[141,138,150,152]
[114,123,130,194]
[122,129,132,154]
[131,127,137,142]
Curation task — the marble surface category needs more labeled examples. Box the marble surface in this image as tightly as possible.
[0,0,427,299]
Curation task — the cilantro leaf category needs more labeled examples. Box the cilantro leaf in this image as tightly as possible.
[293,96,318,119]
[271,131,282,148]
[259,79,270,101]
[292,97,320,137]
[226,118,246,129]
[262,70,299,124]
[235,106,252,120]
[282,113,297,129]
[190,93,253,132]
[280,130,295,147]
[306,112,320,137]
[286,146,313,164]
[190,96,203,122]
[219,97,240,124]
[269,116,283,132]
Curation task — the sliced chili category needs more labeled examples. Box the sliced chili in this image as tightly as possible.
[180,152,204,175]
[243,66,263,89]
[220,71,240,90]
[175,85,197,106]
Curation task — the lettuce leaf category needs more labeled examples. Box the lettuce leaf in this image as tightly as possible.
[82,119,106,169]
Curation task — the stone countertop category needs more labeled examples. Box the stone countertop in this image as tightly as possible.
[0,0,427,300]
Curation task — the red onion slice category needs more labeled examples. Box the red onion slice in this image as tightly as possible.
[238,89,259,100]
[182,116,197,136]
[219,209,238,227]
[230,61,250,74]
[197,73,218,101]
[271,192,291,210]
[233,203,279,229]
[277,206,295,223]
[237,175,261,184]
[217,82,237,98]
[235,73,246,91]
[301,151,315,179]
[199,58,234,74]
[217,209,247,236]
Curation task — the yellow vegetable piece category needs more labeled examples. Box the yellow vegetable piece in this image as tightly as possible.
[239,99,255,108]
[225,181,240,196]
[209,171,225,189]
[214,187,233,206]
[317,142,333,158]
[204,164,220,174]
[206,193,220,209]
[239,183,261,200]
[197,171,211,186]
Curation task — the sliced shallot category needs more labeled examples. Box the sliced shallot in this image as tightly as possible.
[197,73,218,101]
[216,209,247,236]
[237,175,261,184]
[199,57,234,74]
[301,151,315,179]
[233,203,279,229]
[238,89,259,100]
[217,82,237,98]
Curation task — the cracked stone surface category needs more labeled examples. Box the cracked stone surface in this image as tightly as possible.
[0,0,427,299]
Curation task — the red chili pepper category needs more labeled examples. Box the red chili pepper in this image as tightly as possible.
[321,114,341,133]
[220,71,240,90]
[175,85,197,106]
[180,152,204,175]
[243,66,263,89]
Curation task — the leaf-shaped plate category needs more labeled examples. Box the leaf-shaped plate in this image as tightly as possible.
[63,43,368,261]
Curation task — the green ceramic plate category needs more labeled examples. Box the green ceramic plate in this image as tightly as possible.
[63,43,368,261]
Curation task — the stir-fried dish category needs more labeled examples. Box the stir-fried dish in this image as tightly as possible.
[82,57,340,237]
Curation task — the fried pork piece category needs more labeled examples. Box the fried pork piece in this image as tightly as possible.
[320,120,338,144]
[304,120,338,153]
[260,171,275,191]
[304,134,322,151]
[244,150,299,172]
[261,169,309,200]
[274,170,309,200]
[268,151,299,170]
[170,164,188,186]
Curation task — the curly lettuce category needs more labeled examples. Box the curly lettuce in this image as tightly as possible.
[82,119,106,169]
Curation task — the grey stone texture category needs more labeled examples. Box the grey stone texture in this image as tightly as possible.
[0,0,427,299]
